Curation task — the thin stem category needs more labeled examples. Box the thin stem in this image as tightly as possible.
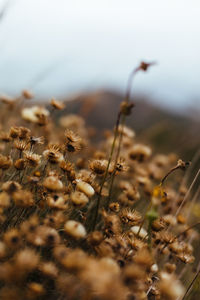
[175,167,200,217]
[106,114,126,207]
[91,111,121,230]
[106,67,140,206]
[186,185,200,219]
[160,166,180,185]
[182,263,200,300]
[160,222,200,253]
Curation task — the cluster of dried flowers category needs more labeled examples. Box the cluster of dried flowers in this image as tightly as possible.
[0,67,199,300]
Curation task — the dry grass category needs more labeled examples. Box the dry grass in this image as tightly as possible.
[0,63,199,300]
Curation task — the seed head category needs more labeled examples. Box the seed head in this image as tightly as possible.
[0,155,12,169]
[64,129,82,153]
[50,98,65,110]
[64,220,86,239]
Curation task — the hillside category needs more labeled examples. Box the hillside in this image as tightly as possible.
[56,90,200,161]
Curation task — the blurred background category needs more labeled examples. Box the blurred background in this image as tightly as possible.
[0,0,200,158]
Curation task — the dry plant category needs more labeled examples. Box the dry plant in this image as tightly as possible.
[0,62,199,300]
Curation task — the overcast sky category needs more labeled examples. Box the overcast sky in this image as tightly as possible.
[0,0,200,110]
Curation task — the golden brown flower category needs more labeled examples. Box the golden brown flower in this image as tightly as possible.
[120,208,142,225]
[43,144,63,164]
[22,89,33,99]
[0,154,12,169]
[89,159,113,175]
[9,126,20,139]
[2,181,22,194]
[50,97,65,110]
[14,158,26,170]
[129,144,152,162]
[13,190,34,207]
[14,139,29,151]
[60,160,76,181]
[24,151,41,167]
[64,129,82,153]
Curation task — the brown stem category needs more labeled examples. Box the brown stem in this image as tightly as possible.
[91,111,122,230]
[182,263,200,300]
[175,167,200,217]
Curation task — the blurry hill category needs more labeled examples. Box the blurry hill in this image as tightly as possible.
[57,90,200,161]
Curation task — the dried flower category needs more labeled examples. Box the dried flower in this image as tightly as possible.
[22,89,33,99]
[64,129,82,153]
[43,144,63,164]
[64,220,86,239]
[13,190,34,207]
[50,97,65,110]
[70,191,89,208]
[129,144,152,162]
[21,106,49,124]
[43,176,63,192]
[76,180,95,197]
[24,151,41,167]
[0,154,12,169]
[14,158,26,170]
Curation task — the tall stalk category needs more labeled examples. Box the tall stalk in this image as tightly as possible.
[92,61,155,230]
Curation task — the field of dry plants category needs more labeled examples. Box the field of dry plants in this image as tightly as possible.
[0,62,199,300]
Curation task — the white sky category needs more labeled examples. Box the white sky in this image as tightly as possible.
[0,0,200,110]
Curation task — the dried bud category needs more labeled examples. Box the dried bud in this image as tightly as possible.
[64,220,86,239]
[76,181,95,197]
[50,98,65,110]
[70,191,89,208]
[120,101,134,115]
[22,89,33,99]
[43,176,63,192]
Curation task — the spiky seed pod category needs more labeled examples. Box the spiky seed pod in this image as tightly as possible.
[9,127,20,139]
[89,159,113,175]
[64,129,82,153]
[14,139,29,151]
[60,160,76,181]
[109,202,120,213]
[14,158,26,170]
[18,127,31,140]
[24,151,41,167]
[120,208,142,225]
